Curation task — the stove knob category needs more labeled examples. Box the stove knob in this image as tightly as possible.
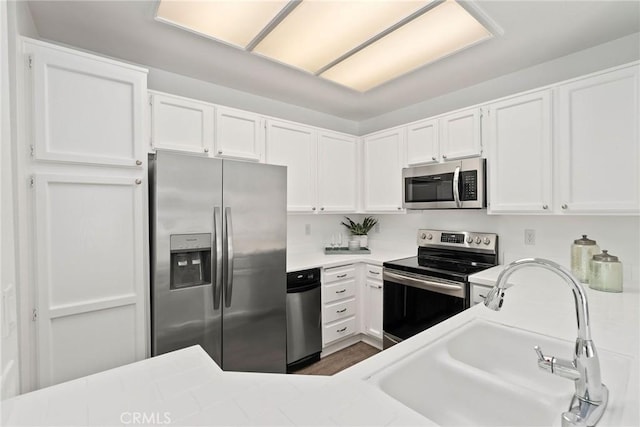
[420,233,426,240]
[475,236,481,244]
[465,236,473,244]
[483,237,491,245]
[426,233,433,240]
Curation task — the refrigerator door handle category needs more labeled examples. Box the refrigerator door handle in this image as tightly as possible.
[213,206,222,309]
[224,207,234,308]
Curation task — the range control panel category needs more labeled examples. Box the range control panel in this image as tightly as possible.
[418,229,498,252]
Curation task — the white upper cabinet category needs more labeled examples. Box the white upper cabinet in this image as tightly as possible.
[363,128,405,212]
[406,118,439,165]
[265,120,318,212]
[27,41,147,167]
[440,108,482,161]
[150,91,214,155]
[556,66,639,214]
[487,90,553,214]
[215,106,263,162]
[317,131,358,212]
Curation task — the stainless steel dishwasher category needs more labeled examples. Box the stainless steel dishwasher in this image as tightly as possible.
[286,268,322,372]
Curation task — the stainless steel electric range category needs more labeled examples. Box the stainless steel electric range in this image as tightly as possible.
[382,229,499,349]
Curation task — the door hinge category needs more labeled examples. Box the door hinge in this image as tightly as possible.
[29,176,35,188]
[27,55,32,70]
[148,94,152,106]
[29,145,34,157]
[32,309,38,321]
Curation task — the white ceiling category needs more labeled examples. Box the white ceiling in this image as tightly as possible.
[26,1,640,121]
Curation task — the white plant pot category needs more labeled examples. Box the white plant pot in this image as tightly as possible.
[357,235,368,249]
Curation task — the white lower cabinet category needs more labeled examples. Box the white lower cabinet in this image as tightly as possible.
[321,265,358,347]
[363,265,383,340]
[471,283,493,306]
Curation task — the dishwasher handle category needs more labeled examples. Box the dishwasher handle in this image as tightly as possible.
[287,281,321,294]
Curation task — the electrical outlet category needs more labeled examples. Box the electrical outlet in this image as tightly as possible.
[524,229,536,245]
[304,224,311,235]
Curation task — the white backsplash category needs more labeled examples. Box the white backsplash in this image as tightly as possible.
[287,212,640,286]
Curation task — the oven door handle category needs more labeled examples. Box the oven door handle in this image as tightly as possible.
[453,165,462,208]
[383,270,465,299]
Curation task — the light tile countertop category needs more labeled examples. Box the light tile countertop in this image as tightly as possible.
[286,249,414,272]
[3,264,639,426]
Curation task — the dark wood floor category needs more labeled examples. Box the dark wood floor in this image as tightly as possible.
[291,342,380,376]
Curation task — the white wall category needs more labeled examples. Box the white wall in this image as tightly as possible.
[288,213,640,290]
[147,67,360,135]
[359,33,640,135]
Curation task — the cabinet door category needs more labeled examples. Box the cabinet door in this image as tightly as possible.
[556,66,639,214]
[317,131,358,212]
[28,42,147,167]
[440,108,482,160]
[215,107,263,161]
[406,119,439,165]
[364,279,383,340]
[33,174,147,387]
[150,91,214,155]
[363,128,404,212]
[264,120,317,212]
[487,90,553,213]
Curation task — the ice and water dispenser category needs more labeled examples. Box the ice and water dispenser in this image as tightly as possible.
[170,233,212,289]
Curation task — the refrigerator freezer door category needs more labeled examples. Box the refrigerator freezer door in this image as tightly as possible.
[222,161,287,373]
[150,151,223,364]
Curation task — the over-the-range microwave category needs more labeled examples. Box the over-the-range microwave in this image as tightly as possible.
[402,158,486,209]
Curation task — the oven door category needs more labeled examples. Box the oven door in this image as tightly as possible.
[382,268,468,349]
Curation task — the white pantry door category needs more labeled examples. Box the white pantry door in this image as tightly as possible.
[33,174,146,387]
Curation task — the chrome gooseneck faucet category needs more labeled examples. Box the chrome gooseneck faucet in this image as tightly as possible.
[484,258,608,427]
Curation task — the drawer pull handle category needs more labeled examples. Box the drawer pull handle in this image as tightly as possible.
[336,289,346,294]
[479,294,487,299]
[336,274,347,278]
[369,270,380,275]
[337,327,347,333]
[373,285,382,289]
[336,308,347,313]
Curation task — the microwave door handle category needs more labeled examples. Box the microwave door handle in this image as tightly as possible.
[453,166,461,208]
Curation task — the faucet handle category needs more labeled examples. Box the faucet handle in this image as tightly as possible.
[534,345,554,374]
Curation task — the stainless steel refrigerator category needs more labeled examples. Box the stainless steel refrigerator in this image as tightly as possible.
[149,150,287,373]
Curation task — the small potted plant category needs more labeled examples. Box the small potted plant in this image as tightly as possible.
[341,216,378,249]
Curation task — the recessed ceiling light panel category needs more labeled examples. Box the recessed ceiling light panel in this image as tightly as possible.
[156,0,290,48]
[320,0,493,91]
[252,0,430,73]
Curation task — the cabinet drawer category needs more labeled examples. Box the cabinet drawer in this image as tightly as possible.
[323,298,356,324]
[324,265,356,283]
[323,317,356,345]
[366,265,382,280]
[323,279,356,304]
[471,283,493,305]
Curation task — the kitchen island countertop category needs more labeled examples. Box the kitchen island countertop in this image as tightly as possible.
[3,265,638,426]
